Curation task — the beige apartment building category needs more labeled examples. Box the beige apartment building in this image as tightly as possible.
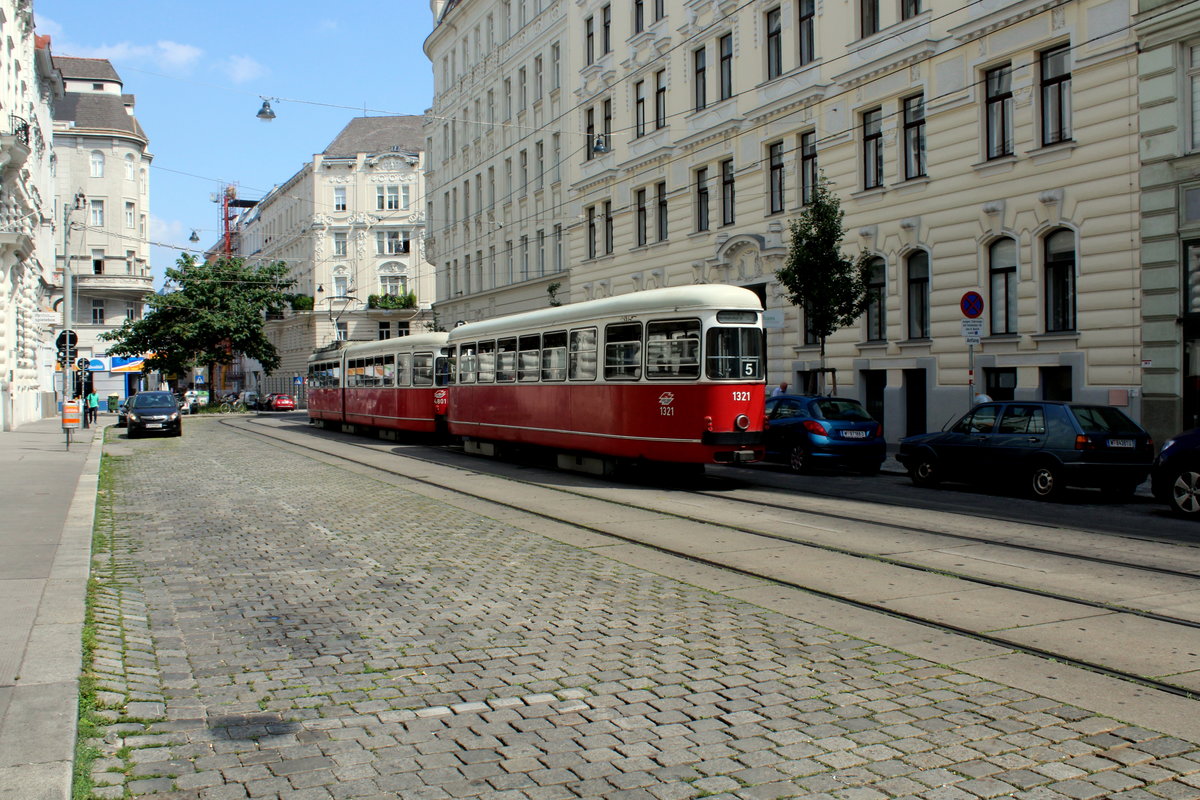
[235,116,436,395]
[426,0,1145,440]
[51,55,154,404]
[0,10,59,430]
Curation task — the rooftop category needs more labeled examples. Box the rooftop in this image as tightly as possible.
[321,116,425,159]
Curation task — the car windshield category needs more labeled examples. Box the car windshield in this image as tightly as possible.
[132,393,176,409]
[1070,406,1142,435]
[813,398,872,422]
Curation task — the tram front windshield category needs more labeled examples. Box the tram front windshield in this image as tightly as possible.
[706,326,763,380]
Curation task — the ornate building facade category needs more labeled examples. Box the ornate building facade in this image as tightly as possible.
[425,0,1149,441]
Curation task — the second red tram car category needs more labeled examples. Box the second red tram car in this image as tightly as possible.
[446,284,766,467]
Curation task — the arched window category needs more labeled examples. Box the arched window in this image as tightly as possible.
[1044,228,1075,332]
[90,150,105,178]
[124,154,135,180]
[906,250,930,339]
[989,237,1018,335]
[865,257,887,342]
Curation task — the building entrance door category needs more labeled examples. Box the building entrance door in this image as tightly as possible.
[904,369,926,436]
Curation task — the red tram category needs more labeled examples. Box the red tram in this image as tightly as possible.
[306,333,452,434]
[446,284,765,469]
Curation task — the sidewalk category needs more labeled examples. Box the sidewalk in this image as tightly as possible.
[0,415,104,800]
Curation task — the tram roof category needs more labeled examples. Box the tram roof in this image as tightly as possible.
[308,332,450,362]
[449,285,762,342]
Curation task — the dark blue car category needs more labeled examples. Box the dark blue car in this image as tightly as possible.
[1152,427,1200,517]
[763,395,885,474]
[898,401,1153,500]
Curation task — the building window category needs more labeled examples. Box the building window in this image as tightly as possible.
[378,185,401,211]
[768,141,785,214]
[92,249,104,274]
[1044,228,1076,332]
[90,150,104,178]
[379,322,392,340]
[380,274,407,296]
[766,7,782,80]
[656,181,668,241]
[906,251,930,339]
[125,301,136,321]
[90,199,104,227]
[719,34,733,100]
[636,188,648,247]
[585,15,594,65]
[902,0,920,19]
[903,94,926,179]
[603,98,612,144]
[124,154,135,181]
[604,200,614,253]
[989,237,1018,335]
[634,0,644,33]
[537,229,546,275]
[555,224,563,270]
[986,64,1014,159]
[863,107,884,189]
[654,0,664,20]
[635,80,646,137]
[693,47,707,111]
[602,4,612,53]
[721,158,735,225]
[125,202,135,229]
[336,321,347,341]
[377,231,410,255]
[333,187,347,212]
[587,206,597,259]
[551,42,561,89]
[865,257,886,341]
[91,299,105,325]
[585,107,596,161]
[799,0,815,65]
[655,70,667,128]
[861,0,879,37]
[696,166,710,232]
[334,232,347,256]
[801,131,818,205]
[1040,45,1072,145]
[534,55,544,101]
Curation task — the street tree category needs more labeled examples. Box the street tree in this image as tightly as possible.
[102,254,295,391]
[774,179,872,393]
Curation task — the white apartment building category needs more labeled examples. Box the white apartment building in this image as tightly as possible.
[235,116,436,395]
[0,9,60,430]
[1136,0,1200,444]
[51,55,153,405]
[426,0,1147,441]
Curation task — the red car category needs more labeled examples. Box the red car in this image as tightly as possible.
[265,393,296,411]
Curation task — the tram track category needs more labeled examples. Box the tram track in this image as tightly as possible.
[227,415,1200,699]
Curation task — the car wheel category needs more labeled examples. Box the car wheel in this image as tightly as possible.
[1168,468,1200,517]
[788,444,809,474]
[911,455,939,487]
[1029,462,1064,501]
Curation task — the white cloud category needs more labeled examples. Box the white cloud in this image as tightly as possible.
[223,55,267,85]
[33,16,203,75]
[150,215,185,243]
[155,41,204,71]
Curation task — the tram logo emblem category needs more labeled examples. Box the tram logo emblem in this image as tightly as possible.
[658,392,675,406]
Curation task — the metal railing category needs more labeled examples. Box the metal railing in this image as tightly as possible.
[8,115,28,145]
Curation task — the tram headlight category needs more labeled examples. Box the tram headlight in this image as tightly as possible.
[734,414,750,431]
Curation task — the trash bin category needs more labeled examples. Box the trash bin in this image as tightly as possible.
[106,394,119,412]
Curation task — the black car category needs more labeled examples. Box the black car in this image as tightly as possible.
[897,401,1153,500]
[125,391,183,438]
[763,394,886,474]
[1152,427,1200,517]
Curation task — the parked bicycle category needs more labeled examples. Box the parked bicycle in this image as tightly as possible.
[218,399,247,413]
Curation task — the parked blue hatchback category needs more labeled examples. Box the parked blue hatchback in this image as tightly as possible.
[1152,427,1200,517]
[763,395,886,474]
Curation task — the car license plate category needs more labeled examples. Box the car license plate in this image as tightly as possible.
[145,423,162,429]
[842,430,867,439]
[1108,439,1134,448]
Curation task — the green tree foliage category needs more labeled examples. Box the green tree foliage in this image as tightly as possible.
[101,255,295,383]
[775,180,871,388]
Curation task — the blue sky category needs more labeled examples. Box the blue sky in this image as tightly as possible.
[36,0,436,287]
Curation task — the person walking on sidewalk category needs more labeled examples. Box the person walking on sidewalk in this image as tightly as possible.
[86,389,99,425]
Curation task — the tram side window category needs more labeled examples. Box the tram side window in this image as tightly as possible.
[346,358,360,388]
[605,322,643,380]
[382,354,395,387]
[496,338,517,382]
[518,334,540,382]
[542,331,567,381]
[569,328,598,381]
[646,319,700,379]
[477,340,496,383]
[395,353,412,387]
[413,353,435,386]
[436,355,453,386]
[706,327,764,380]
[459,344,478,384]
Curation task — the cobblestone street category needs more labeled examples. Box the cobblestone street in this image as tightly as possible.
[83,422,1200,799]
